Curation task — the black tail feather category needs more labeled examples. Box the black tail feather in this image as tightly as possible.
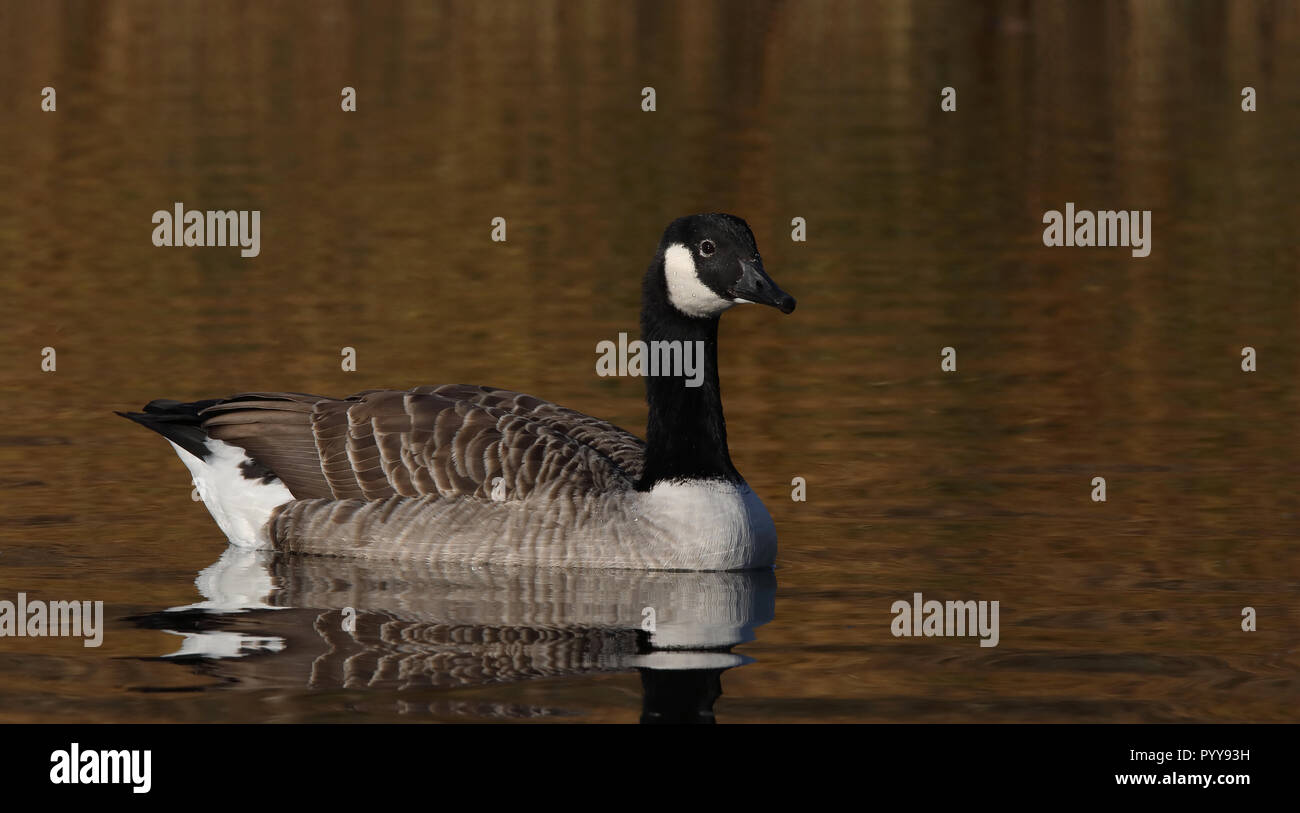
[117,399,223,461]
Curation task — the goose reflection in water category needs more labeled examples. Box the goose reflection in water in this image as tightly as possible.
[130,547,776,723]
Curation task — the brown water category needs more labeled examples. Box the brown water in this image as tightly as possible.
[1,0,1297,723]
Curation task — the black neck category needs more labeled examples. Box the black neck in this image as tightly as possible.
[636,265,741,490]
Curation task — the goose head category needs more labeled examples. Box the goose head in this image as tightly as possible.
[654,213,796,319]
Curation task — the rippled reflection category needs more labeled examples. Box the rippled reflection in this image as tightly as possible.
[129,548,776,723]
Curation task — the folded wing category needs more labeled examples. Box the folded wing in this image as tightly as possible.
[199,385,645,501]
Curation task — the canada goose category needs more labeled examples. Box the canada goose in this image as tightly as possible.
[120,213,796,570]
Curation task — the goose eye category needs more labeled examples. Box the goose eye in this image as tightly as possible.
[699,240,716,257]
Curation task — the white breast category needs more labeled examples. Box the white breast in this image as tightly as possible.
[637,480,777,570]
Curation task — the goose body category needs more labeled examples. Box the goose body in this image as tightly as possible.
[121,214,796,570]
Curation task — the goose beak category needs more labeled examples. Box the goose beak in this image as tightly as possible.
[730,258,797,314]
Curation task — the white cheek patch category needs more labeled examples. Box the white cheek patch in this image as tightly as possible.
[664,243,735,318]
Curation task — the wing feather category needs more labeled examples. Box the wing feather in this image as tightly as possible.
[196,386,644,502]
